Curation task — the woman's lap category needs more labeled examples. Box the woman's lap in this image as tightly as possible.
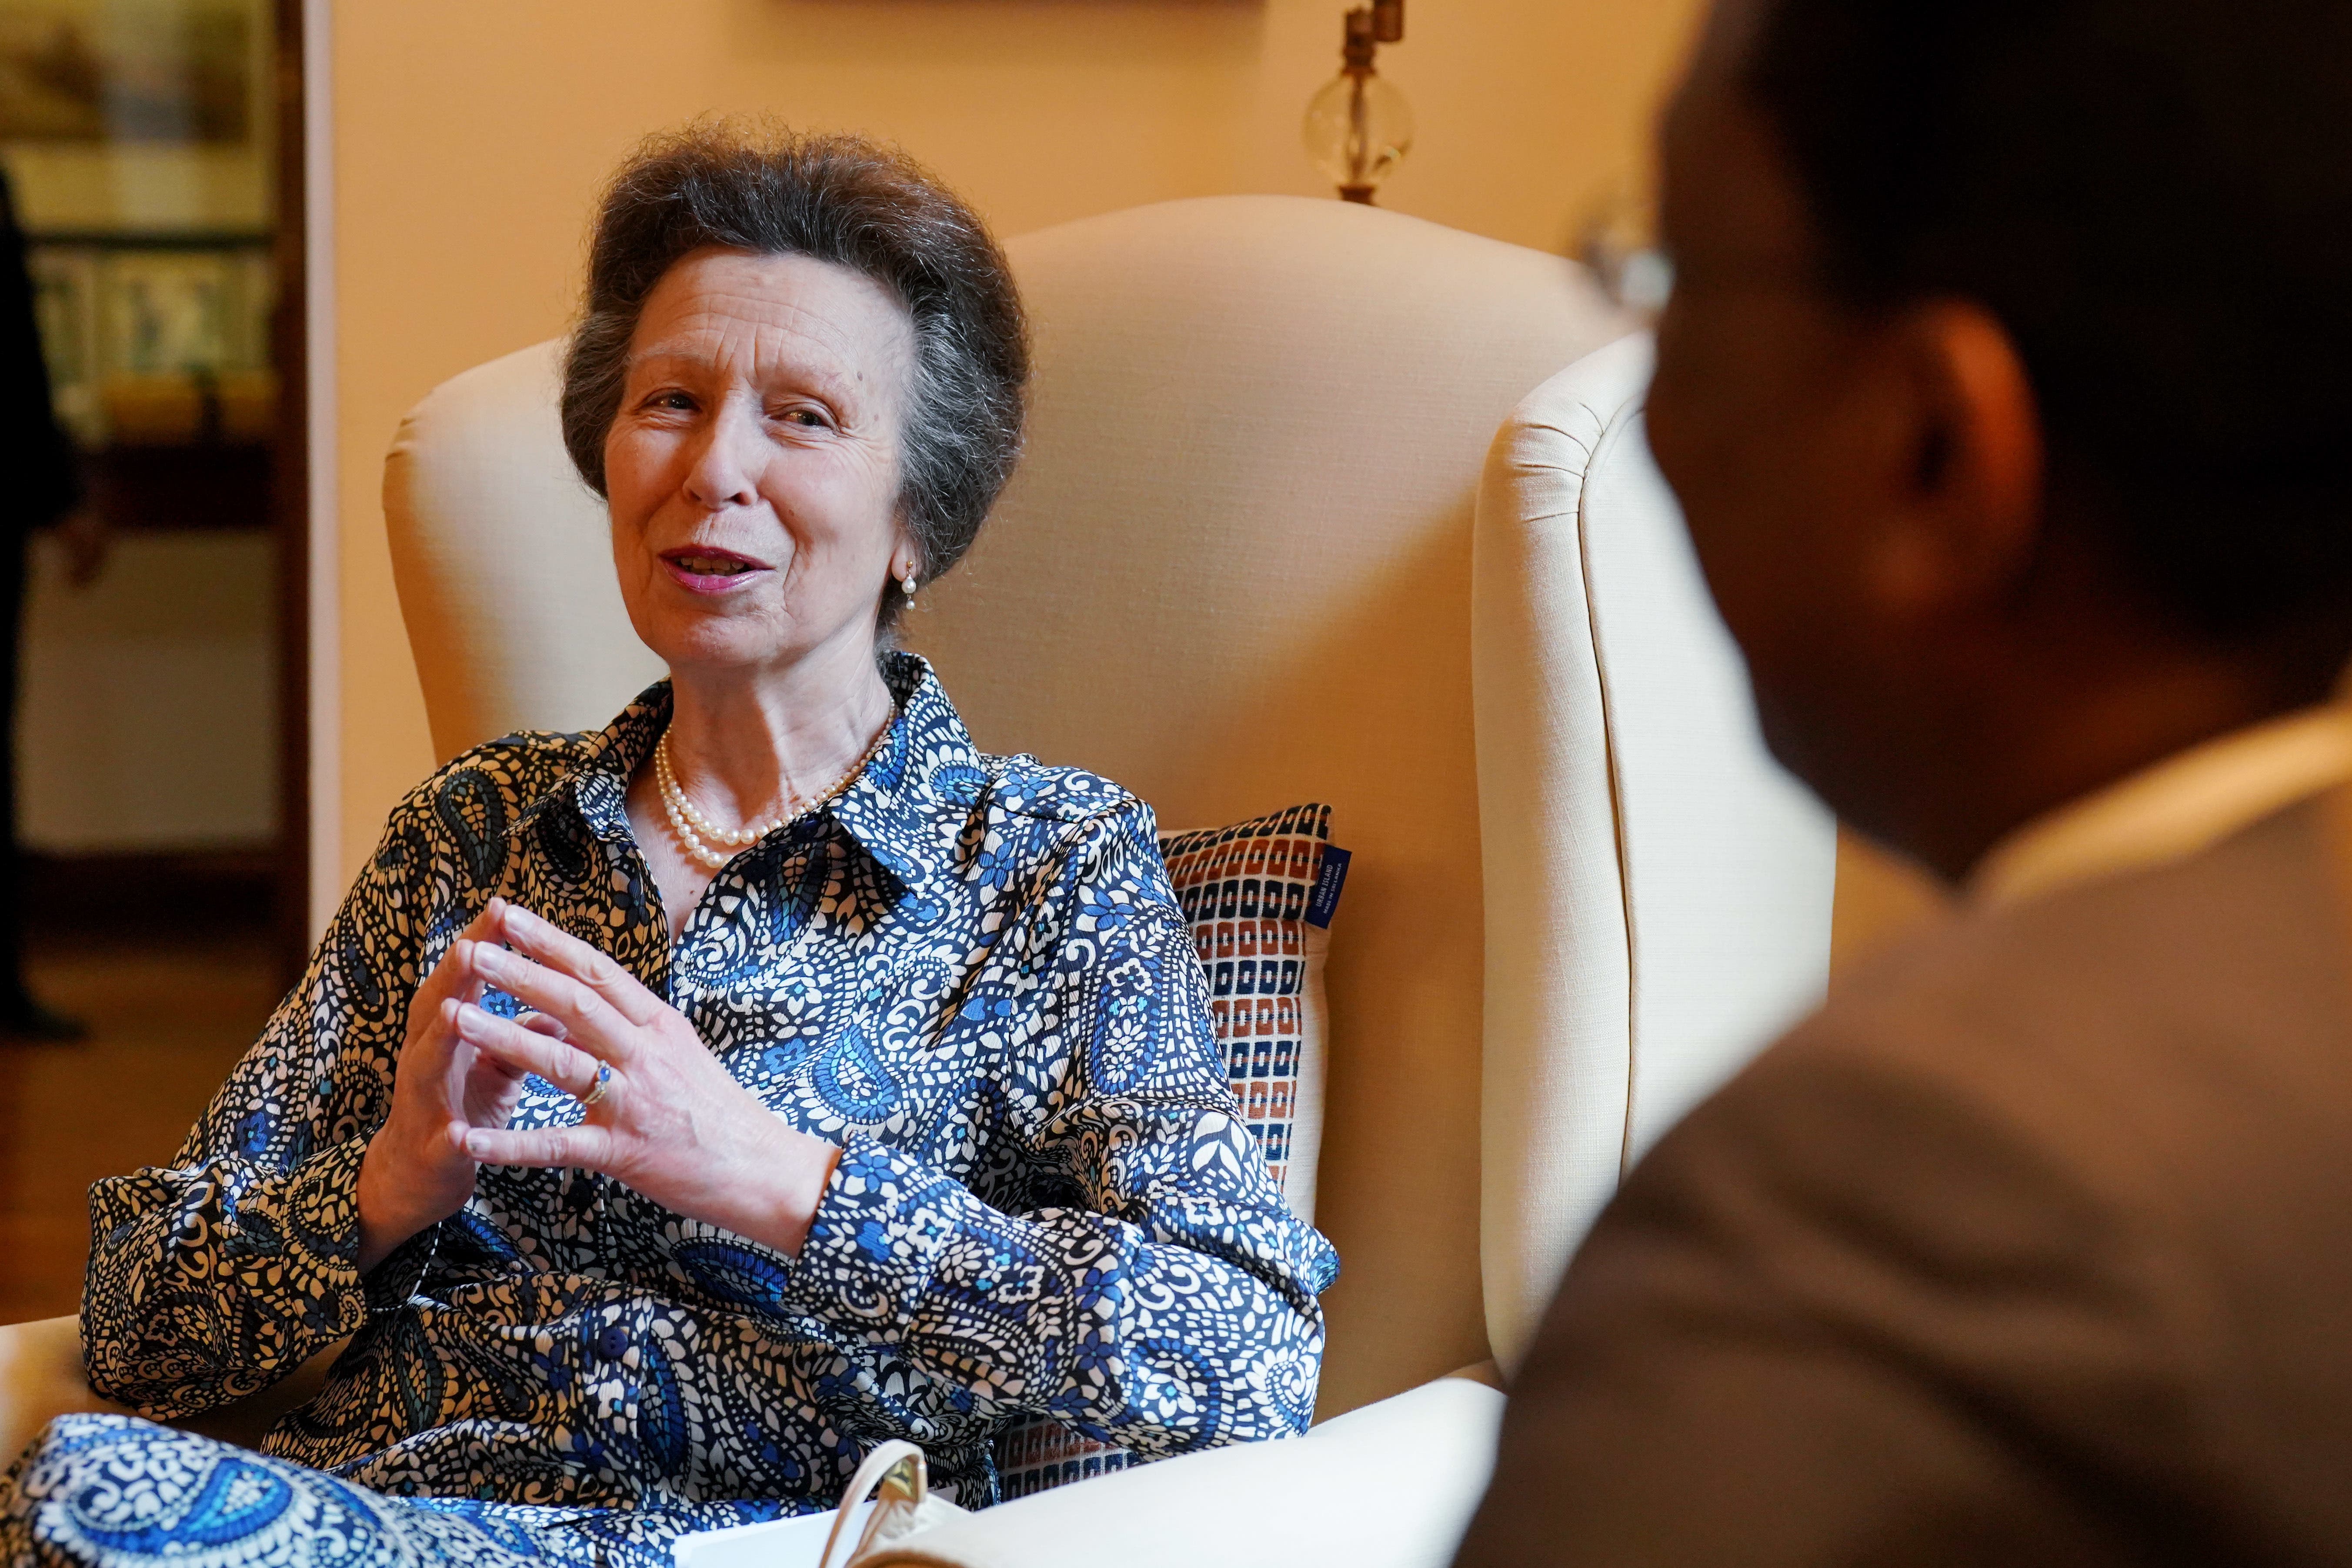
[0,1416,760,1568]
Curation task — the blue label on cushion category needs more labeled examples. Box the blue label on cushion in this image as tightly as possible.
[1305,846,1351,929]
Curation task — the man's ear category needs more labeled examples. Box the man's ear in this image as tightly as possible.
[1861,299,2045,621]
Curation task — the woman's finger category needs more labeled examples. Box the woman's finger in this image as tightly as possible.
[424,998,483,1113]
[469,944,637,1065]
[454,1000,605,1098]
[465,1123,617,1171]
[519,1011,569,1041]
[417,904,507,1013]
[494,903,661,1028]
[404,995,487,1109]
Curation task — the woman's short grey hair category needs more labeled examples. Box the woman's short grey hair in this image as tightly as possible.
[561,124,1029,626]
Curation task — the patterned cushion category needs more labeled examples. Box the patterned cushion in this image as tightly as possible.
[992,803,1344,1502]
[1159,803,1338,1221]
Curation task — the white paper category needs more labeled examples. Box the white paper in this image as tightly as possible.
[669,1502,874,1568]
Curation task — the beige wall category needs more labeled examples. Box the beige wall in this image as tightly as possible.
[327,0,1708,881]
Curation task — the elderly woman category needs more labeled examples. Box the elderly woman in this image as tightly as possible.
[0,129,1336,1568]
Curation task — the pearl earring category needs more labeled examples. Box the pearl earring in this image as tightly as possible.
[901,570,917,597]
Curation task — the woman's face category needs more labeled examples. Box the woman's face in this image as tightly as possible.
[604,247,916,684]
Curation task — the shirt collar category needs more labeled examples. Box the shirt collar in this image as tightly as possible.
[527,651,983,887]
[827,651,988,886]
[1970,701,2352,909]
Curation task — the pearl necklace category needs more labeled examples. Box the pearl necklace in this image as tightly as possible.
[653,717,892,872]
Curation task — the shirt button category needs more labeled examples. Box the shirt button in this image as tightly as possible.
[595,1325,630,1361]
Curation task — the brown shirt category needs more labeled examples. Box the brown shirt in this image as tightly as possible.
[1455,795,2352,1565]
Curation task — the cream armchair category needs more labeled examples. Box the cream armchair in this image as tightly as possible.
[0,197,1835,1566]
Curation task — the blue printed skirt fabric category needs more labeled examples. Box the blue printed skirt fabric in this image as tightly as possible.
[0,654,1338,1568]
[3,1415,750,1568]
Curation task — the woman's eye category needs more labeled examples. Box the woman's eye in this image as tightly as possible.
[775,407,831,429]
[645,390,696,412]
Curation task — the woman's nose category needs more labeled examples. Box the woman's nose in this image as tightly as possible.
[681,408,762,510]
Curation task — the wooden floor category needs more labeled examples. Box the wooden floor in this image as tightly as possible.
[0,936,280,1324]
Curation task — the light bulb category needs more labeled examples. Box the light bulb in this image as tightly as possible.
[1302,71,1415,202]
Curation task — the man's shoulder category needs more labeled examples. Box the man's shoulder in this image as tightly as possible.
[1748,797,2352,1224]
[1826,798,2344,1072]
[1568,796,2352,1527]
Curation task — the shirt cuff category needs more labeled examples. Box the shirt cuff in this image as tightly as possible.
[229,1134,370,1338]
[363,1221,440,1314]
[784,1135,977,1339]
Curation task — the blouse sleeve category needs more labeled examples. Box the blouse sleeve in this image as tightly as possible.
[80,796,447,1418]
[782,799,1341,1457]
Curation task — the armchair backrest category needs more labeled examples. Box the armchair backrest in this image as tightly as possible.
[892,199,1630,1417]
[383,197,1826,1423]
[1471,338,1837,1375]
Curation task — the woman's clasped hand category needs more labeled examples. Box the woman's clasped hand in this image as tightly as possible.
[353,901,542,1272]
[356,897,840,1274]
[460,899,841,1253]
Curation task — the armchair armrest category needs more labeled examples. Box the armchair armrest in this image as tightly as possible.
[862,1374,1505,1568]
[0,1316,131,1464]
[0,1317,345,1464]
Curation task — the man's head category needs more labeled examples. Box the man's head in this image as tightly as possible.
[1649,0,2352,877]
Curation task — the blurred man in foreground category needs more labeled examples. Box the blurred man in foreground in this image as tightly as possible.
[1455,0,2352,1561]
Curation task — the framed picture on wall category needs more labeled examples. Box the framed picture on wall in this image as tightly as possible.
[1,0,276,440]
[30,239,275,446]
[0,0,253,144]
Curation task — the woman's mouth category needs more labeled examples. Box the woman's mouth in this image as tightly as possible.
[660,548,770,594]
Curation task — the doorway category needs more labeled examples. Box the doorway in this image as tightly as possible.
[0,0,307,1324]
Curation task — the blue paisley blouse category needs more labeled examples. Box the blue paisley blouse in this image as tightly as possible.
[77,653,1339,1519]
